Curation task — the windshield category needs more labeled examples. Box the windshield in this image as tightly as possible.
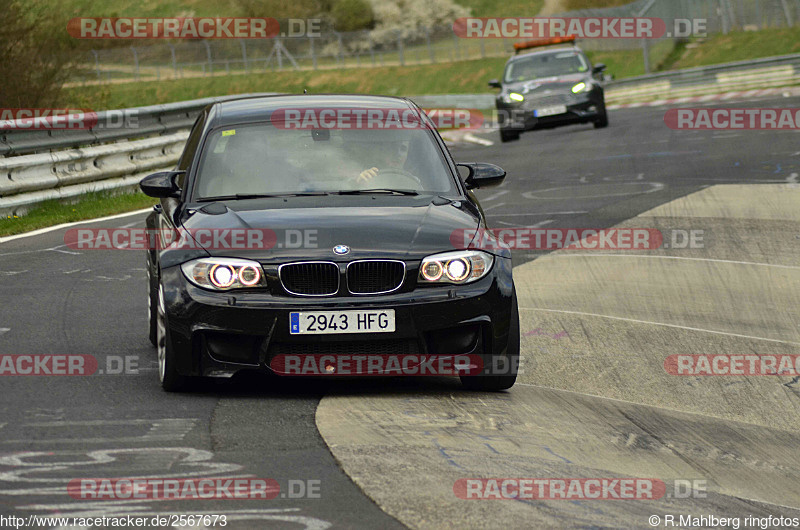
[192,121,456,199]
[504,51,589,83]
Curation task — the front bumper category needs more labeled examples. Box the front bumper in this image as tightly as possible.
[160,257,514,378]
[498,90,604,131]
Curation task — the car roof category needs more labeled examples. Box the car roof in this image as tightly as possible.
[207,94,417,128]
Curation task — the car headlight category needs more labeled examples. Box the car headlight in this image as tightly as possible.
[571,82,590,93]
[418,251,494,285]
[504,92,525,103]
[181,258,266,290]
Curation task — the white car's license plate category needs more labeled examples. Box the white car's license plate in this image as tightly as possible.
[289,310,395,335]
[534,105,567,117]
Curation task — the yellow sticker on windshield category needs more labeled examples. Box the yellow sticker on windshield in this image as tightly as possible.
[222,129,236,137]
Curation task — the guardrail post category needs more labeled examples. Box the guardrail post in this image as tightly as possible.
[336,32,343,67]
[240,39,248,73]
[397,31,405,66]
[130,47,140,81]
[203,40,213,75]
[426,27,435,64]
[718,0,730,33]
[755,0,762,28]
[780,0,793,26]
[91,50,101,81]
[310,37,318,70]
[368,35,375,65]
[168,44,178,79]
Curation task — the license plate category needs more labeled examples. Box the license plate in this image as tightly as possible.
[289,310,395,335]
[534,105,567,117]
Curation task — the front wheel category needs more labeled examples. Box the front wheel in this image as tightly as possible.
[500,128,521,143]
[460,286,519,391]
[147,256,158,346]
[157,283,189,392]
[593,103,609,128]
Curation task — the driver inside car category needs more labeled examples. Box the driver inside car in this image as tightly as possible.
[355,139,411,184]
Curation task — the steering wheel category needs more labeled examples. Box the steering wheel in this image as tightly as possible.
[366,168,422,189]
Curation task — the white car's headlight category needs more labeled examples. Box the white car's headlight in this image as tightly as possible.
[571,82,590,93]
[181,258,266,290]
[503,92,525,104]
[419,251,494,285]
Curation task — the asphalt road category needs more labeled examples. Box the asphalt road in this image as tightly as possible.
[1,93,799,529]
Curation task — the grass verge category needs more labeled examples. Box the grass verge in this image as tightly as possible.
[0,191,156,237]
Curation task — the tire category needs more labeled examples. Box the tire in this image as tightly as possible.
[593,103,609,129]
[157,283,189,392]
[147,256,158,347]
[460,286,519,391]
[500,128,520,143]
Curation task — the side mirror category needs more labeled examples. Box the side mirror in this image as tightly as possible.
[140,170,183,199]
[457,163,506,190]
[592,63,606,74]
[488,79,502,89]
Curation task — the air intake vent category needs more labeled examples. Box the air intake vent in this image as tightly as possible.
[279,262,339,296]
[347,260,405,294]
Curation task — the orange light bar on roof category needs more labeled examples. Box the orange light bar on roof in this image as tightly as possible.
[513,35,576,53]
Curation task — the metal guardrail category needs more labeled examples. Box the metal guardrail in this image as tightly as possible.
[604,52,800,101]
[2,54,800,216]
[0,93,274,157]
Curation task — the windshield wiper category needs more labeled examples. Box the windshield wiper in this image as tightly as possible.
[335,188,419,196]
[197,192,328,202]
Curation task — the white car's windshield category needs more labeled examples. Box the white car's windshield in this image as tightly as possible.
[504,51,589,82]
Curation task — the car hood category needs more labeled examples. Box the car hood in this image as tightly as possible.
[502,73,591,97]
[180,196,482,262]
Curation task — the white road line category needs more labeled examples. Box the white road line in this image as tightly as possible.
[518,307,800,346]
[497,219,554,228]
[463,133,494,146]
[480,190,509,202]
[537,253,800,270]
[482,202,505,211]
[488,211,588,216]
[0,208,151,245]
[0,328,9,336]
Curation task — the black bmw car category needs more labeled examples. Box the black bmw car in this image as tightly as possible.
[141,94,518,392]
[490,39,609,142]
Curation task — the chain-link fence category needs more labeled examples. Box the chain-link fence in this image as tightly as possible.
[71,0,800,86]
